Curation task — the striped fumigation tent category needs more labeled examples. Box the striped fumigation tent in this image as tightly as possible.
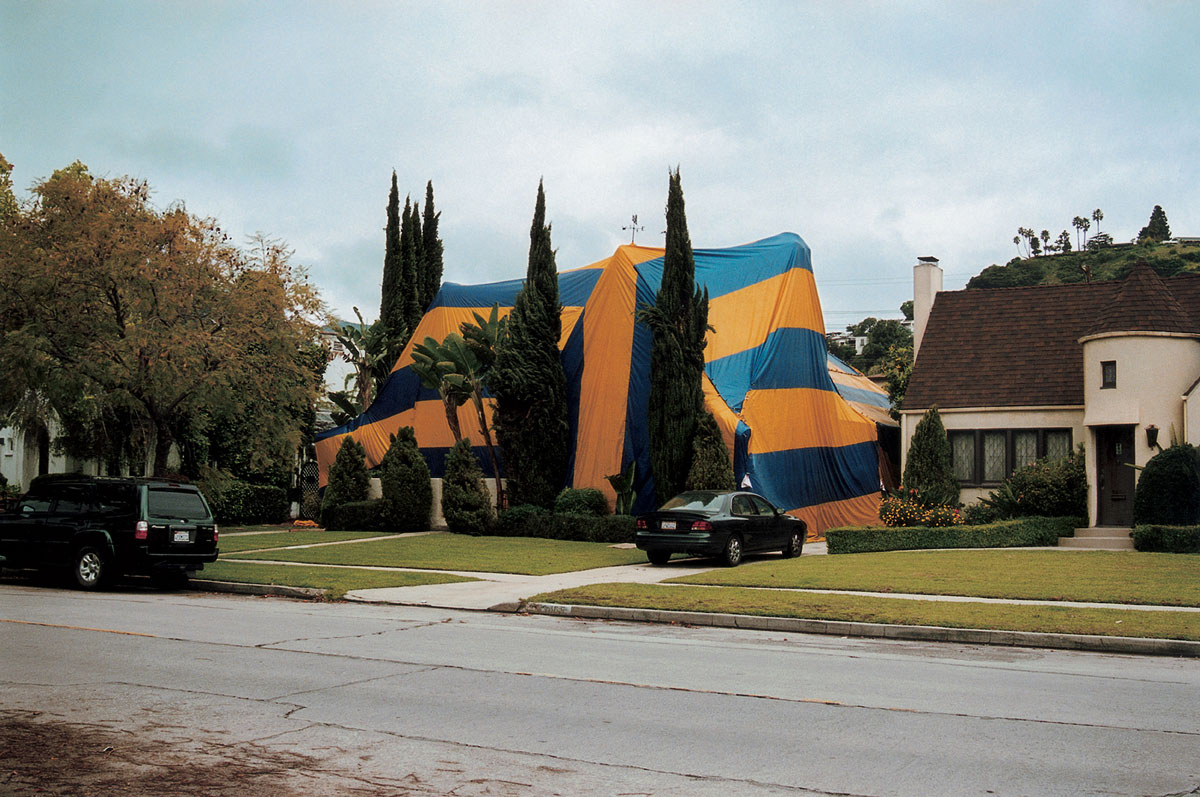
[315,233,883,533]
[826,352,896,427]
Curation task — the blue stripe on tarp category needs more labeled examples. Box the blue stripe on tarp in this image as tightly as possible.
[692,232,812,299]
[561,309,587,486]
[834,381,892,409]
[747,441,879,512]
[431,266,603,309]
[626,268,659,513]
[416,445,499,478]
[705,328,833,412]
[826,351,863,376]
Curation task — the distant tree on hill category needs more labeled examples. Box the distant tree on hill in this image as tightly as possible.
[1139,205,1171,244]
[901,300,914,321]
[1072,216,1090,250]
[1041,229,1051,253]
[1056,229,1072,254]
[1092,208,1103,234]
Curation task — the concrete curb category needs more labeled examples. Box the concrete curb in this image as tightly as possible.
[191,579,327,600]
[524,602,1200,658]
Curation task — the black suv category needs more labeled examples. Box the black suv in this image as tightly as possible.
[0,474,219,589]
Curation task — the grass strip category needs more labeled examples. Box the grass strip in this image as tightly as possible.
[236,533,646,575]
[201,560,474,600]
[670,549,1200,607]
[219,530,396,554]
[530,583,1200,641]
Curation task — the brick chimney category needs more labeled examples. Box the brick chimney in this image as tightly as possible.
[913,256,942,358]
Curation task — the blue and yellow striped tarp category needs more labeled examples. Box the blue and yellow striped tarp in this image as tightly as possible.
[316,233,885,533]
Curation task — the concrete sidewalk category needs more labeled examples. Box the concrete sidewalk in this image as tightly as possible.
[342,544,828,610]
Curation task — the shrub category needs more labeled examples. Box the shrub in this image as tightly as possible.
[685,411,735,491]
[321,437,370,527]
[880,486,963,527]
[378,427,432,532]
[197,467,288,525]
[441,439,493,535]
[982,449,1087,520]
[242,484,289,524]
[1134,444,1200,525]
[493,506,636,543]
[826,516,1080,554]
[553,487,609,516]
[322,500,385,532]
[901,406,959,508]
[1132,525,1200,553]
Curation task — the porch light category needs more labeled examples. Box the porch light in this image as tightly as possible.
[1146,425,1160,450]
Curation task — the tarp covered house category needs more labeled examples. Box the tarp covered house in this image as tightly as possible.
[316,233,887,533]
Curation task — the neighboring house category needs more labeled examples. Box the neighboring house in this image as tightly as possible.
[902,259,1200,527]
[0,417,95,492]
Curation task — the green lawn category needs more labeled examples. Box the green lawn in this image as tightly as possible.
[232,533,646,575]
[529,583,1200,641]
[200,561,474,600]
[219,530,396,554]
[669,549,1200,607]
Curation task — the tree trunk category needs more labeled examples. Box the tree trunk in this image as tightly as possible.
[471,389,505,513]
[152,418,174,477]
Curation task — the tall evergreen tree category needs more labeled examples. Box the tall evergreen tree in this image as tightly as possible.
[400,196,422,338]
[1139,205,1171,244]
[640,167,710,504]
[379,171,406,367]
[902,406,959,508]
[411,199,424,312]
[490,180,570,508]
[421,180,444,311]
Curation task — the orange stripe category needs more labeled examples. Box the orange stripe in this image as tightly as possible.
[790,492,882,537]
[705,268,823,363]
[741,389,877,454]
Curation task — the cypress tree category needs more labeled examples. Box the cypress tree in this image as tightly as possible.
[902,406,959,507]
[441,438,493,535]
[379,427,433,531]
[490,180,570,508]
[410,200,424,314]
[379,171,406,364]
[643,167,710,503]
[400,196,422,339]
[320,436,370,527]
[421,181,444,311]
[685,411,735,491]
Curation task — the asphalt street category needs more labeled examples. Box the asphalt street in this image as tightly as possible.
[3,583,1199,795]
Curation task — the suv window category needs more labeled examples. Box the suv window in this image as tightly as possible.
[52,485,93,514]
[148,488,210,520]
[96,484,137,514]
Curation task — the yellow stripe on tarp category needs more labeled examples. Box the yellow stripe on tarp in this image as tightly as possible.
[741,388,878,454]
[572,245,664,502]
[704,267,823,363]
[790,492,883,537]
[316,399,499,486]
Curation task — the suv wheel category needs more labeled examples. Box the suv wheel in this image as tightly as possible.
[73,546,109,590]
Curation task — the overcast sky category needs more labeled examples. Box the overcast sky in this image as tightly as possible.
[3,1,1198,331]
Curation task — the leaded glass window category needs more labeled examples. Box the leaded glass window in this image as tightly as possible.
[983,432,1007,482]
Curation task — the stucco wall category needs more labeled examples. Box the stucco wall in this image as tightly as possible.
[900,406,1085,506]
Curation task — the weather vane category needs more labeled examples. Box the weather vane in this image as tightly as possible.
[622,214,644,243]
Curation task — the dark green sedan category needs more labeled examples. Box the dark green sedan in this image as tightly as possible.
[635,490,806,567]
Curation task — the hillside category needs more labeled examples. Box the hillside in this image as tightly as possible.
[967,240,1200,289]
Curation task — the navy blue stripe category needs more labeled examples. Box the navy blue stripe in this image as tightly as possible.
[835,382,892,409]
[431,267,602,309]
[745,441,879,512]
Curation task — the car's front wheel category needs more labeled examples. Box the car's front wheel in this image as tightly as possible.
[721,534,743,567]
[782,529,803,558]
[647,550,672,566]
[73,546,109,590]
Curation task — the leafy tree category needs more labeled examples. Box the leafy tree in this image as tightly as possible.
[901,406,959,508]
[685,411,735,490]
[0,153,16,223]
[490,181,570,509]
[1056,229,1072,254]
[639,167,710,504]
[378,426,432,531]
[900,300,914,321]
[379,171,407,368]
[1138,205,1171,244]
[328,306,401,423]
[0,163,322,477]
[878,344,913,420]
[321,436,370,525]
[441,438,493,535]
[421,181,444,312]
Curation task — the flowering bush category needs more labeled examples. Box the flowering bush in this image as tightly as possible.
[880,486,963,527]
[980,449,1087,520]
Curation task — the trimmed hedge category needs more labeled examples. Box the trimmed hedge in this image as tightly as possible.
[495,506,635,544]
[200,477,289,525]
[1132,525,1200,553]
[826,516,1081,554]
[322,500,385,532]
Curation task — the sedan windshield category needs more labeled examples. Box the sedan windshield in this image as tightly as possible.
[659,492,726,512]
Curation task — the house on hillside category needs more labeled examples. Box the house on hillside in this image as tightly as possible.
[903,259,1200,527]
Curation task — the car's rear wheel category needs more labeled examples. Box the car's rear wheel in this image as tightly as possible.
[647,550,672,566]
[782,529,803,558]
[73,546,108,590]
[721,534,743,567]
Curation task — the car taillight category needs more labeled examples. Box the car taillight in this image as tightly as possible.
[691,520,713,531]
[213,525,219,542]
[636,518,648,529]
[135,520,149,540]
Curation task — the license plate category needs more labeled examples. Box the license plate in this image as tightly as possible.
[173,530,192,543]
[660,520,677,530]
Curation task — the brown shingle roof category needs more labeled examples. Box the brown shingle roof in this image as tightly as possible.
[904,270,1200,411]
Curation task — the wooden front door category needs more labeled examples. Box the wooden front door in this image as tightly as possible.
[1096,426,1135,526]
